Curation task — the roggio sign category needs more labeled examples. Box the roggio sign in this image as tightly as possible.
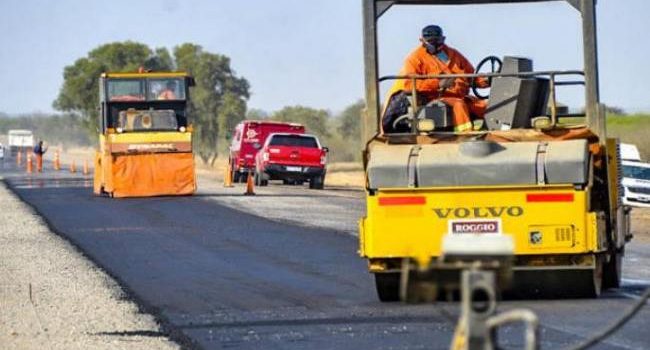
[432,206,524,219]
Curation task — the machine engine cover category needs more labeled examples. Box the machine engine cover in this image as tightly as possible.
[484,57,549,130]
[366,139,588,189]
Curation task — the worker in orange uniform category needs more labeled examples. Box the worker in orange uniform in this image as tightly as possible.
[33,140,48,172]
[157,81,178,100]
[383,25,490,133]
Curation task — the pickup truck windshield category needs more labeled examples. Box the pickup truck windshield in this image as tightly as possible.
[269,135,318,148]
[623,164,650,180]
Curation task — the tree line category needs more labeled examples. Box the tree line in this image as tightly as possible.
[0,112,92,147]
[248,102,365,163]
[5,40,644,164]
[49,41,365,163]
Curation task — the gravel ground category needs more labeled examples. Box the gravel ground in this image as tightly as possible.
[0,181,179,350]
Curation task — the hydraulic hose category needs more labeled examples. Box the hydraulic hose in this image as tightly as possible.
[567,287,650,350]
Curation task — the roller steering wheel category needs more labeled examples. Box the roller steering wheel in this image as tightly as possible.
[472,56,502,100]
[391,113,413,132]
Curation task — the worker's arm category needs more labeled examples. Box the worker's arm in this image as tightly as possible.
[402,55,441,93]
[459,52,490,88]
[445,51,489,96]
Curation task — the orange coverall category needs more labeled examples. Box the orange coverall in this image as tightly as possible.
[36,154,43,172]
[33,143,46,172]
[387,44,489,132]
[157,89,177,100]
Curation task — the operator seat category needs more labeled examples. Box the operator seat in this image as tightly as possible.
[387,57,550,133]
[484,56,550,130]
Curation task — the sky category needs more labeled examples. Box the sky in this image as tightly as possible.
[0,0,649,115]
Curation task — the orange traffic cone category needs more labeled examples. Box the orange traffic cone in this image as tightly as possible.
[83,159,89,175]
[16,151,22,166]
[26,153,33,173]
[223,164,234,187]
[244,170,255,196]
[70,160,76,173]
[54,150,60,171]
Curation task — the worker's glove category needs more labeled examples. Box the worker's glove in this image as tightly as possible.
[475,77,491,89]
[439,78,454,91]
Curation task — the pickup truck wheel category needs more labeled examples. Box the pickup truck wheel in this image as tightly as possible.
[255,171,268,187]
[232,170,241,183]
[309,175,324,190]
[374,273,400,302]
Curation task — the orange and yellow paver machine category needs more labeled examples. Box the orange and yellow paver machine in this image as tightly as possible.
[93,71,196,198]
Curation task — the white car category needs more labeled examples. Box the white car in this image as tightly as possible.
[0,143,4,159]
[622,160,650,207]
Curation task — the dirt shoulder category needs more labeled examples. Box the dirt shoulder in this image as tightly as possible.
[0,181,179,350]
[631,207,650,243]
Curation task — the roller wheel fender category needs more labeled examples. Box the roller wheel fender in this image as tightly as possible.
[603,248,623,289]
[374,273,400,302]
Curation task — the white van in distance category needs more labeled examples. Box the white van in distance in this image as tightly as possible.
[621,143,650,207]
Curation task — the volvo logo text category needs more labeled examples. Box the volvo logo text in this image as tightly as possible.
[432,206,524,218]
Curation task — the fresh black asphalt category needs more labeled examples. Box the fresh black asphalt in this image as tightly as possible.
[3,161,649,349]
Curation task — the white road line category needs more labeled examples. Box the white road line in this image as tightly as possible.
[613,279,650,302]
[622,278,650,286]
[623,294,649,305]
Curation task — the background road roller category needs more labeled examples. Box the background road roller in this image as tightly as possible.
[93,71,196,198]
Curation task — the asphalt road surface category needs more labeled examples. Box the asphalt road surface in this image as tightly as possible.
[2,159,650,349]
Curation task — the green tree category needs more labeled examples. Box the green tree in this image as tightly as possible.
[217,92,247,153]
[246,108,269,120]
[337,99,365,139]
[174,43,249,164]
[53,42,174,132]
[147,47,175,71]
[328,99,366,162]
[0,113,92,147]
[270,106,331,139]
[604,105,626,116]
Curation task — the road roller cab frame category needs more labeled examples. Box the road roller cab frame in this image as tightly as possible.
[93,72,197,198]
[359,0,631,300]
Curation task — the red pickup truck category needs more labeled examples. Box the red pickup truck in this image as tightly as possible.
[229,121,305,182]
[254,133,328,189]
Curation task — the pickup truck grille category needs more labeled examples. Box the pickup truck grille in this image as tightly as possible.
[629,186,650,195]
